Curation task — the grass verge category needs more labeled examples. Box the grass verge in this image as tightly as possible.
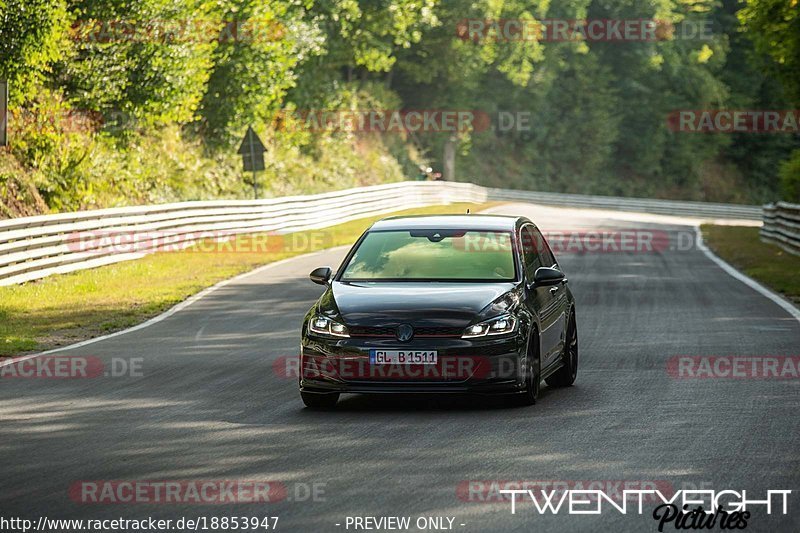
[701,224,800,306]
[1,202,497,357]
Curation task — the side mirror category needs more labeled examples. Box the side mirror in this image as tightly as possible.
[309,266,332,286]
[530,266,565,288]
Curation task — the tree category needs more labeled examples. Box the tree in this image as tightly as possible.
[739,0,800,103]
[0,0,71,106]
[198,0,322,145]
[62,0,218,127]
[739,0,800,201]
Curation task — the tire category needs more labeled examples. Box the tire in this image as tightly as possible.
[301,391,339,410]
[546,311,578,388]
[515,332,540,406]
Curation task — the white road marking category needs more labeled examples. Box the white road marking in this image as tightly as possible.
[0,248,348,367]
[693,226,800,324]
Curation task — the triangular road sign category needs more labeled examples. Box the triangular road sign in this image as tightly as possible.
[238,126,266,154]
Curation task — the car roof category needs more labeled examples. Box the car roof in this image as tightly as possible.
[370,214,525,231]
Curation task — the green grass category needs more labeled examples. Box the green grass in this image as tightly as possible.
[0,202,496,357]
[701,224,800,305]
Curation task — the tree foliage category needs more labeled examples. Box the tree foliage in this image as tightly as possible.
[739,0,800,201]
[1,0,799,215]
[0,0,72,105]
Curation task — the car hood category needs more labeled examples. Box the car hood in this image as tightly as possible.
[318,281,520,328]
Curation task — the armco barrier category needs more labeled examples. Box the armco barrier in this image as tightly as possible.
[0,182,485,286]
[487,188,761,219]
[0,181,761,286]
[761,202,800,256]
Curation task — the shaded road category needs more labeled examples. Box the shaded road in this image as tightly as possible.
[1,203,798,532]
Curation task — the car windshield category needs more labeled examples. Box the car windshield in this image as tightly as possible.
[339,229,516,282]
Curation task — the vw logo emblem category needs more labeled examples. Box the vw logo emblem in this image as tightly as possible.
[396,324,414,342]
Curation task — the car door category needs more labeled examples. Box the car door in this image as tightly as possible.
[520,224,562,369]
[533,227,568,367]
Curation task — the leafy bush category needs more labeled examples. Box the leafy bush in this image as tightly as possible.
[779,149,800,204]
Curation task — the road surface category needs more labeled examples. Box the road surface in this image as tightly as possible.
[1,203,798,532]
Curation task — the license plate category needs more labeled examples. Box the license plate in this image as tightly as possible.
[369,350,438,365]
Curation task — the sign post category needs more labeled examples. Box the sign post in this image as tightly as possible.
[443,134,455,181]
[0,80,7,147]
[238,126,267,199]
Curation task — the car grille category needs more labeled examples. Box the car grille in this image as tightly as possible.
[348,326,463,338]
[348,326,395,337]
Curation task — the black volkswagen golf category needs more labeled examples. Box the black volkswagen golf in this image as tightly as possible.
[299,214,577,409]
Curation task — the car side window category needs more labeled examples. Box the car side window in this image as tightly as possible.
[534,228,556,267]
[520,226,542,278]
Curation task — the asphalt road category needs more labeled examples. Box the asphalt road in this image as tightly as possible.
[1,203,798,533]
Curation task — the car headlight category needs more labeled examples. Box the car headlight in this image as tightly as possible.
[308,315,350,338]
[462,315,517,338]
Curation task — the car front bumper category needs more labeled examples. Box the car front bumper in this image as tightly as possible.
[299,333,527,395]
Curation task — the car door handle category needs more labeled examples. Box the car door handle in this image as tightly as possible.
[549,286,559,294]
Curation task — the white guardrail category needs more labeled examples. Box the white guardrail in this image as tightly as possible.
[761,202,800,256]
[0,181,762,286]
